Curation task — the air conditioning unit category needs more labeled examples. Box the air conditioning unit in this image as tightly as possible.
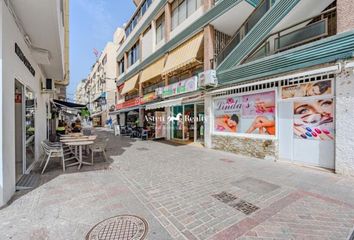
[198,70,218,88]
[41,78,54,93]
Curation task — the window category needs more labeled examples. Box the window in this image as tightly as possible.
[118,58,125,75]
[128,42,140,67]
[156,13,165,43]
[125,92,139,101]
[143,81,165,95]
[102,55,107,65]
[178,0,187,24]
[187,0,196,17]
[124,0,154,37]
[171,0,202,30]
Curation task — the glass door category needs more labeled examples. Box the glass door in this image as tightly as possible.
[184,104,194,142]
[172,106,183,140]
[15,80,24,180]
[25,87,36,170]
[196,104,205,143]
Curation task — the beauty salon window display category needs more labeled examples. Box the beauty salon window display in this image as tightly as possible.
[213,91,276,137]
[281,79,334,140]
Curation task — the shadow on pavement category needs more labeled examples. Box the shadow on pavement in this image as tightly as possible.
[6,128,136,206]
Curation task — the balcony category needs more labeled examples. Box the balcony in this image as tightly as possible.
[213,0,273,67]
[243,6,337,64]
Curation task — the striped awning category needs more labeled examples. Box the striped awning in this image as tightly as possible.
[140,56,166,84]
[120,74,139,95]
[162,32,203,75]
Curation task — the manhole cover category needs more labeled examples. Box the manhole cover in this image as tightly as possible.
[86,215,148,240]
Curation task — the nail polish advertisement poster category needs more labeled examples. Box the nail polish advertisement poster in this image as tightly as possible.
[293,98,334,141]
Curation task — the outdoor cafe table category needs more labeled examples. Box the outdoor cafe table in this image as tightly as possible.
[61,140,94,169]
[60,135,97,142]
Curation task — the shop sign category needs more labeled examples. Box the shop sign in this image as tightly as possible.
[213,91,276,136]
[141,92,157,104]
[15,43,35,76]
[116,97,141,110]
[157,76,198,98]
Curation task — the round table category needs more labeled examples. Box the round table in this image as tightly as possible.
[64,141,94,169]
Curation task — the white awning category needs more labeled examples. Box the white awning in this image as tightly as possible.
[145,93,203,110]
[145,97,183,110]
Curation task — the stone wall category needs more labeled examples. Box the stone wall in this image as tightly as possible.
[335,71,354,176]
[337,0,354,33]
[212,135,278,160]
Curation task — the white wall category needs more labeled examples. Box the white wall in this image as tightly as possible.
[335,70,354,176]
[204,95,212,148]
[142,27,153,60]
[0,0,4,205]
[1,1,48,206]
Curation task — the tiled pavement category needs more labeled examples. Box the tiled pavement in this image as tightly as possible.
[1,128,354,239]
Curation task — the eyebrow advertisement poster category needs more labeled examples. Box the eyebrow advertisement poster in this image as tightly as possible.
[213,91,276,136]
[293,98,334,141]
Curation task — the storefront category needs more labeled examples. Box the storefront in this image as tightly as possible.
[170,101,205,143]
[91,92,107,127]
[14,80,36,181]
[116,97,142,127]
[208,66,338,169]
[146,74,205,143]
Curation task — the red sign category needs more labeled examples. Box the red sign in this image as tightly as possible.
[116,97,141,110]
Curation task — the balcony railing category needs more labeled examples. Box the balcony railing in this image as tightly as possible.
[214,0,274,67]
[243,7,337,64]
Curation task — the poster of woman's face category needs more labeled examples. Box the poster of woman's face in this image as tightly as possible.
[282,80,332,100]
[293,98,334,141]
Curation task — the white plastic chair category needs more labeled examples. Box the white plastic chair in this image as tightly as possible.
[89,138,109,164]
[40,141,76,174]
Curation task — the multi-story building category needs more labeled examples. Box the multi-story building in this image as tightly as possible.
[113,0,354,176]
[83,28,124,127]
[75,79,88,104]
[0,0,70,206]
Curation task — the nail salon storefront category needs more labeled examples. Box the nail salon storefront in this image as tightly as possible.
[206,66,338,170]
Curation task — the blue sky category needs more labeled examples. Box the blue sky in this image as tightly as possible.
[68,0,136,101]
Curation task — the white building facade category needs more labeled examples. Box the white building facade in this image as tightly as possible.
[80,28,125,127]
[0,0,69,206]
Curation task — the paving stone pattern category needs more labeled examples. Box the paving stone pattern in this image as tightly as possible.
[0,128,354,240]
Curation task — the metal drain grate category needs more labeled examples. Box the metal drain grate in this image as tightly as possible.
[16,174,40,190]
[212,192,259,215]
[229,200,259,215]
[212,192,238,203]
[86,215,148,240]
